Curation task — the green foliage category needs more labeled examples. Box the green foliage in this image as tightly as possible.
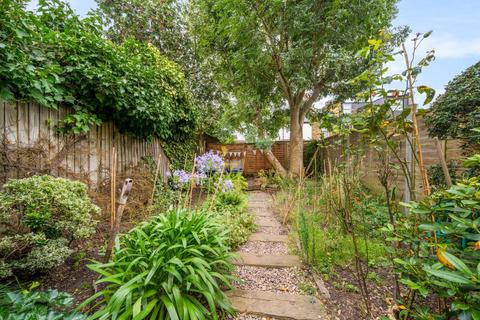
[191,0,399,172]
[97,0,232,142]
[257,169,292,190]
[0,175,99,278]
[464,153,480,178]
[292,180,388,273]
[215,192,247,209]
[386,178,480,318]
[151,180,183,213]
[162,138,198,171]
[207,191,256,248]
[224,172,248,193]
[426,61,480,152]
[303,140,323,175]
[83,208,235,320]
[427,161,458,192]
[0,287,87,320]
[0,0,197,142]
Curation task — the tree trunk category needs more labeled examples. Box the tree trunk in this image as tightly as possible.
[288,105,304,178]
[264,148,287,177]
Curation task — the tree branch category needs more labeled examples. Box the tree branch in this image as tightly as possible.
[299,82,323,121]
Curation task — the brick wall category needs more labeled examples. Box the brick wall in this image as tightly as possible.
[205,141,291,175]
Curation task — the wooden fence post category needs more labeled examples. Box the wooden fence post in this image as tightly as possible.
[104,178,133,262]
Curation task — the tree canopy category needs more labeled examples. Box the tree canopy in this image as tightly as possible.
[191,0,399,176]
[426,61,480,151]
[96,0,232,142]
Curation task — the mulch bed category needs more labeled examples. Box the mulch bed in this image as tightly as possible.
[37,219,133,303]
[321,264,396,320]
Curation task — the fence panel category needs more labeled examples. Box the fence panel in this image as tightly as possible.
[0,102,170,187]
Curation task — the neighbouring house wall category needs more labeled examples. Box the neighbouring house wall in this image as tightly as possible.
[0,102,170,186]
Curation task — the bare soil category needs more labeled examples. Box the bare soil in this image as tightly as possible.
[321,264,397,320]
[37,220,131,303]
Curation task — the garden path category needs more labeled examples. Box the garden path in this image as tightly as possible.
[227,191,329,320]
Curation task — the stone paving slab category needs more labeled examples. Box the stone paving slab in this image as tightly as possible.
[249,210,274,218]
[227,289,328,320]
[234,252,301,268]
[256,216,282,227]
[249,233,288,243]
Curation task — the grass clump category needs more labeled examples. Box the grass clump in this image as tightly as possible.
[83,208,235,320]
[277,178,389,274]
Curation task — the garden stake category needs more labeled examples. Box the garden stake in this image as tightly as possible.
[150,153,163,204]
[110,147,117,229]
[434,137,452,187]
[187,156,197,208]
[402,42,431,196]
[104,178,133,262]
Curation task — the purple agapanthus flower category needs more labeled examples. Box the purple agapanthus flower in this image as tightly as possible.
[223,179,234,191]
[170,169,191,189]
[215,178,234,192]
[196,151,224,175]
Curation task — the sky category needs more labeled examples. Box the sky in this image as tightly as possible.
[28,0,480,98]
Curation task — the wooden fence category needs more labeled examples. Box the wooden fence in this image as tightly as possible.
[0,101,170,186]
[318,118,465,199]
[206,141,291,175]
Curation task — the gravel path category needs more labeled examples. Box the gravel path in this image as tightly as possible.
[235,266,315,295]
[230,192,324,320]
[238,241,288,255]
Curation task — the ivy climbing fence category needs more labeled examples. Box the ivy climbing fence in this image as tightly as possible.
[0,101,170,186]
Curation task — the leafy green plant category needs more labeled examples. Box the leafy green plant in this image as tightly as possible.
[0,175,99,278]
[387,177,480,319]
[224,172,248,193]
[427,161,458,191]
[215,192,247,209]
[151,180,182,213]
[426,61,480,152]
[207,192,256,248]
[81,208,235,320]
[0,286,86,320]
[0,0,197,145]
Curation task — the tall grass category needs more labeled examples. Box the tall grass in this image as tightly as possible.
[80,208,235,320]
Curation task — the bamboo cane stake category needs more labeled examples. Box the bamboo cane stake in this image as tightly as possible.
[150,153,163,204]
[187,156,197,208]
[434,137,452,187]
[401,43,431,196]
[110,147,117,229]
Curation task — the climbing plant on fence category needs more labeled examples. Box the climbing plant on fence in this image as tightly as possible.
[0,0,197,148]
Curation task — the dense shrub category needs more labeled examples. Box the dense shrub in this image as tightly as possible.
[151,181,183,213]
[224,172,248,193]
[83,208,235,320]
[0,175,99,278]
[426,61,480,152]
[0,287,86,320]
[388,175,480,318]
